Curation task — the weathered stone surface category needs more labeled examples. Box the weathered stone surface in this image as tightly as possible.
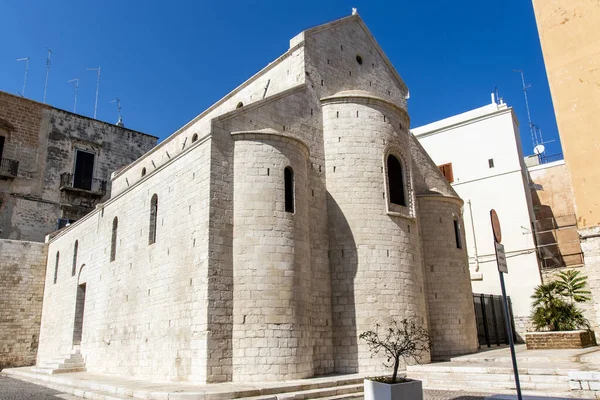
[34,14,478,384]
[525,330,597,349]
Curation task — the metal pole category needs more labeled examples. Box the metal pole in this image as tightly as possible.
[87,67,101,119]
[468,200,480,271]
[68,79,79,113]
[43,48,53,103]
[514,69,536,148]
[499,271,523,400]
[17,58,29,96]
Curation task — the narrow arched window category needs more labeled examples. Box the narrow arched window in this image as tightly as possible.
[110,217,118,262]
[72,240,78,276]
[141,167,146,177]
[192,133,198,143]
[387,155,406,206]
[284,167,294,213]
[149,194,158,245]
[454,218,463,249]
[54,252,59,284]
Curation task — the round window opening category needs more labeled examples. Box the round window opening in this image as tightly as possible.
[356,55,363,65]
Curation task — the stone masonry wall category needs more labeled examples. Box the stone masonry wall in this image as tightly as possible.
[232,134,312,381]
[418,196,479,359]
[0,239,48,370]
[37,139,212,382]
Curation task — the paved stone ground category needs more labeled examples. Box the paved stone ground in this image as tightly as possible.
[424,390,490,400]
[0,376,82,400]
[0,375,492,400]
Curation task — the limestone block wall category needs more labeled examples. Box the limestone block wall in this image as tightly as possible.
[0,239,48,370]
[37,138,212,382]
[322,94,430,374]
[418,196,478,359]
[232,132,312,381]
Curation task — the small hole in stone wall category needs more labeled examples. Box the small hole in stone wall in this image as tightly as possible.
[287,70,289,75]
[383,192,385,199]
[310,108,313,116]
[321,80,324,86]
[190,278,193,286]
[312,190,314,197]
[388,91,391,96]
[192,133,198,143]
[439,217,443,223]
[369,81,372,87]
[311,163,314,169]
[236,102,243,109]
[283,125,286,131]
[349,71,352,76]
[319,165,322,172]
[434,293,438,299]
[341,249,344,257]
[193,238,196,247]
[192,172,195,180]
[267,168,270,176]
[400,123,403,130]
[243,315,247,324]
[336,111,339,118]
[356,55,363,65]
[130,263,133,270]
[387,250,390,257]
[189,205,191,214]
[338,137,341,142]
[148,289,150,296]
[340,45,343,51]
[356,111,359,117]
[384,115,386,122]
[141,167,146,177]
[333,166,336,173]
[430,265,434,272]
[327,59,330,64]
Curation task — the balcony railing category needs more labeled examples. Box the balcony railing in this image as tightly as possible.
[60,172,107,196]
[0,157,19,178]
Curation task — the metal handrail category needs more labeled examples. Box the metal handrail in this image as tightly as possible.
[60,172,107,195]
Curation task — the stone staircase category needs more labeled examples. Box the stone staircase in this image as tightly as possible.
[1,367,364,400]
[31,350,86,375]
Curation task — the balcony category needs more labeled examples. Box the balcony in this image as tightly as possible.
[0,158,19,178]
[60,172,107,197]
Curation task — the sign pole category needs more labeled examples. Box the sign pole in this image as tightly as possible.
[490,210,522,400]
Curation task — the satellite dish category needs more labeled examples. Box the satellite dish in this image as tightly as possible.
[534,144,546,155]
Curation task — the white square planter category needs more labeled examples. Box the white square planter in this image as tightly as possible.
[364,378,423,400]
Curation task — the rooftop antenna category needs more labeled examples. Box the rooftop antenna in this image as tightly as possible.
[513,69,537,148]
[110,98,124,127]
[43,48,53,103]
[87,67,101,119]
[16,57,29,97]
[67,78,79,113]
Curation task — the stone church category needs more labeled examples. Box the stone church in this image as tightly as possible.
[36,13,478,383]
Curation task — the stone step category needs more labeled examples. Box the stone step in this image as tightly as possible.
[237,383,364,400]
[31,366,86,375]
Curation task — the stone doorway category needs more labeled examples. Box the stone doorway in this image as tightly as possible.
[72,283,86,345]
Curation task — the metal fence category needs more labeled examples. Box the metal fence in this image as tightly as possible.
[473,293,517,347]
[60,172,107,195]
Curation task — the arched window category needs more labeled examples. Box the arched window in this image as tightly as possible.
[110,217,118,262]
[454,218,463,249]
[236,102,243,109]
[284,167,294,213]
[387,155,406,206]
[141,167,146,177]
[192,133,198,143]
[72,240,78,277]
[53,252,59,284]
[149,194,158,245]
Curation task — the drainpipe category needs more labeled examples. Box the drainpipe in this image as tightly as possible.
[468,199,480,272]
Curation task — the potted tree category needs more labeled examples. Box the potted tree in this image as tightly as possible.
[527,270,596,349]
[359,319,430,400]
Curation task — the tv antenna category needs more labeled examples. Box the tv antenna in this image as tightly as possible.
[87,67,101,119]
[513,69,539,149]
[43,48,53,103]
[16,57,29,97]
[110,98,123,126]
[67,78,79,113]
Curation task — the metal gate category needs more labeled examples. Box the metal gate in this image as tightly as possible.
[473,293,517,348]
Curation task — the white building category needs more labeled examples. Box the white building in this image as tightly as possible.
[412,97,542,333]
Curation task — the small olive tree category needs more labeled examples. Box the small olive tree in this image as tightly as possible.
[359,319,430,384]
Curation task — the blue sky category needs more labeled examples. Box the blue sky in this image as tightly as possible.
[0,0,560,157]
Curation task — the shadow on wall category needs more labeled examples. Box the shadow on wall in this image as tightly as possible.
[326,193,359,373]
